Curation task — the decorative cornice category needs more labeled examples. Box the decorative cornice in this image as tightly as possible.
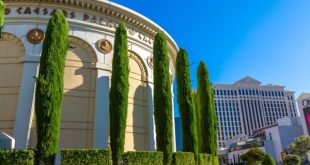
[27,28,45,44]
[3,0,178,53]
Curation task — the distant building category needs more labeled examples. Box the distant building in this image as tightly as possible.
[226,117,304,165]
[263,117,304,164]
[214,76,298,148]
[218,148,228,165]
[297,93,310,135]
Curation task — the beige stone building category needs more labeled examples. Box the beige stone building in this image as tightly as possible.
[0,0,178,151]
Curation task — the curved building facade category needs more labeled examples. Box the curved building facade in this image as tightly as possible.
[0,0,178,151]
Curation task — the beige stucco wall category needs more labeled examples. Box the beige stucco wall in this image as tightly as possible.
[27,41,151,151]
[59,37,97,148]
[125,51,150,151]
[2,0,178,151]
[0,33,24,136]
[28,37,98,149]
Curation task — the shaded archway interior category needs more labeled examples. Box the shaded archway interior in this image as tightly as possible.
[124,51,150,151]
[0,33,25,136]
[29,36,98,149]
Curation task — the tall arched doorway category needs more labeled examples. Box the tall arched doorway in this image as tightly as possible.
[124,51,150,151]
[0,33,24,136]
[28,36,97,149]
[59,36,98,148]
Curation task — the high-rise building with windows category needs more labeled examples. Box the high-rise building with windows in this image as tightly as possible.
[213,76,298,148]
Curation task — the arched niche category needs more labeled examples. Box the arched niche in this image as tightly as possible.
[59,36,98,148]
[28,36,98,149]
[0,33,25,136]
[125,51,150,151]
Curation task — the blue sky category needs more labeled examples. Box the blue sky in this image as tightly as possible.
[111,0,310,117]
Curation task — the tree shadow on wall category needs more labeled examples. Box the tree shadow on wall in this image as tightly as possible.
[28,46,98,149]
[132,84,153,151]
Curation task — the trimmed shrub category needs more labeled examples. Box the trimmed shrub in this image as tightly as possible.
[240,148,265,165]
[172,152,195,165]
[0,149,35,165]
[153,32,173,165]
[61,149,112,165]
[122,151,163,165]
[262,153,276,165]
[197,61,217,155]
[283,154,301,165]
[109,22,129,165]
[176,48,198,157]
[35,10,69,164]
[198,153,218,165]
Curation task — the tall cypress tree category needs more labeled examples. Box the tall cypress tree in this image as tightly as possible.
[0,0,5,34]
[197,61,217,155]
[176,48,198,157]
[153,32,173,165]
[35,11,69,164]
[192,90,201,152]
[109,22,129,165]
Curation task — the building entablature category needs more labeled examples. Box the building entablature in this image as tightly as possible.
[0,0,179,150]
[3,0,178,79]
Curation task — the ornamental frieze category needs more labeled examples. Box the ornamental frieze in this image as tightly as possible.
[5,6,154,46]
[97,39,112,54]
[147,56,153,69]
[129,29,136,36]
[27,29,45,44]
[5,8,10,15]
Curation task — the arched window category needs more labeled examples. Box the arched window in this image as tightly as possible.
[0,33,25,136]
[124,51,150,151]
[29,36,98,149]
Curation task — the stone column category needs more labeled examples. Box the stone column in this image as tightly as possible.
[171,84,176,152]
[93,68,111,148]
[13,55,39,149]
[147,83,156,150]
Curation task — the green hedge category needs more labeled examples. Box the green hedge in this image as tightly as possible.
[121,151,163,165]
[0,149,34,165]
[61,149,112,165]
[198,153,218,165]
[172,152,195,165]
[283,154,301,165]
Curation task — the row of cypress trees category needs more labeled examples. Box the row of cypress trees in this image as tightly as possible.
[0,2,216,163]
[176,50,218,158]
[25,9,173,164]
[108,27,177,165]
[109,29,175,165]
